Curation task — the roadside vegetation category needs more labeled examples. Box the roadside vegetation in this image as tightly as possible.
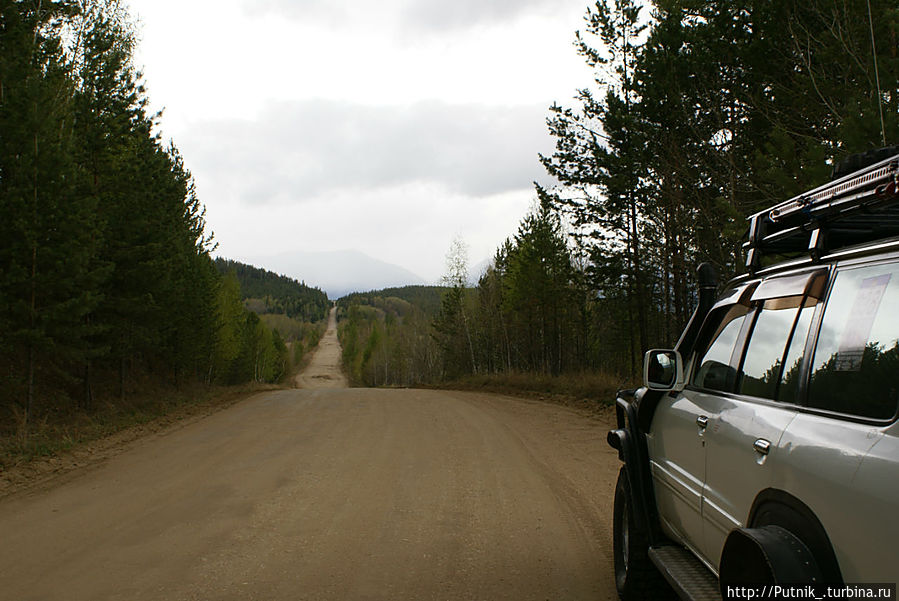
[339,0,898,397]
[0,1,328,464]
[335,207,627,403]
[214,258,329,382]
[337,287,444,387]
[2,256,327,467]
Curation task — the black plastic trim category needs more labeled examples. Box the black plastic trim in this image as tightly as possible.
[747,489,843,584]
[608,392,666,547]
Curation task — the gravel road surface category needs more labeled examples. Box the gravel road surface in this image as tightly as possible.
[0,311,621,601]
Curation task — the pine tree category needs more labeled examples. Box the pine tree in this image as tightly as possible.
[0,0,104,420]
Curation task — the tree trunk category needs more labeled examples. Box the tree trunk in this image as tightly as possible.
[83,361,93,411]
[119,356,126,403]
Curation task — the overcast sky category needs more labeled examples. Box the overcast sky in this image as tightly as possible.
[128,0,595,283]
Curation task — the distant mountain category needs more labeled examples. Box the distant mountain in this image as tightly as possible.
[248,250,427,300]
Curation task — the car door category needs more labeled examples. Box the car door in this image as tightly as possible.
[648,300,751,565]
[699,269,826,567]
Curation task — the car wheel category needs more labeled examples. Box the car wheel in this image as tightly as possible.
[613,466,674,600]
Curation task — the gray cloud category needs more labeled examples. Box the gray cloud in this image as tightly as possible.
[182,99,551,205]
[401,0,559,32]
[244,0,561,33]
[244,0,349,23]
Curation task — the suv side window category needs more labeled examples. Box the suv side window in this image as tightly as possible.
[809,261,899,420]
[692,305,749,392]
[738,298,803,400]
[778,298,818,404]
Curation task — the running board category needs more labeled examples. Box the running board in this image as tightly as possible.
[649,545,722,601]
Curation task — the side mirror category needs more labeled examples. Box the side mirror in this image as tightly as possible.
[644,349,685,391]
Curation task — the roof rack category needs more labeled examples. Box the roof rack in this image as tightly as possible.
[744,152,899,273]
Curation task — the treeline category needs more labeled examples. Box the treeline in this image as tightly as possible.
[336,288,443,386]
[536,0,898,375]
[336,204,608,386]
[339,0,898,387]
[0,1,289,433]
[453,200,595,378]
[341,286,444,316]
[215,259,328,373]
[213,258,330,322]
[209,271,292,387]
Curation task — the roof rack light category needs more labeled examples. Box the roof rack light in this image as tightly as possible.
[744,154,899,272]
[768,160,898,223]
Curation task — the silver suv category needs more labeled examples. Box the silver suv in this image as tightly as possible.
[609,148,899,600]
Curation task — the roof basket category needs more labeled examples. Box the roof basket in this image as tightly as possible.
[745,151,899,273]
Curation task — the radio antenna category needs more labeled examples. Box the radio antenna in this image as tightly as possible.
[867,0,887,146]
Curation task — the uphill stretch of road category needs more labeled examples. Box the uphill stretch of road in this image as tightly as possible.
[0,308,620,601]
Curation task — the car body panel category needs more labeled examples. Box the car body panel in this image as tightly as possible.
[649,254,899,583]
[647,392,712,566]
[774,412,890,581]
[700,394,797,566]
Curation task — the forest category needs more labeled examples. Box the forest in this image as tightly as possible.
[337,287,445,386]
[0,1,313,447]
[215,258,330,372]
[213,258,330,323]
[339,0,898,387]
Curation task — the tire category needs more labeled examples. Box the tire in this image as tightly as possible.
[613,466,675,600]
[751,501,842,583]
[719,525,823,587]
[832,145,899,180]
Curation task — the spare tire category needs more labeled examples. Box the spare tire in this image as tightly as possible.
[832,145,899,180]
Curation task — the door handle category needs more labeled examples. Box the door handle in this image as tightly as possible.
[696,415,709,429]
[753,438,771,455]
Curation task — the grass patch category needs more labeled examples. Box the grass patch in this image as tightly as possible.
[0,381,275,469]
[440,370,634,413]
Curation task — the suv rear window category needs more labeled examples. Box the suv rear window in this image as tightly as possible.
[738,297,805,400]
[809,261,899,420]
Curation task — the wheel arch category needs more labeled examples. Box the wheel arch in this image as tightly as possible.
[744,488,843,583]
[608,392,666,546]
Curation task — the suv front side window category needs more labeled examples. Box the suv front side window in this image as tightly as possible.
[809,261,899,420]
[692,305,749,392]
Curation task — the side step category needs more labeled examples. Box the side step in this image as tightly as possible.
[649,545,722,601]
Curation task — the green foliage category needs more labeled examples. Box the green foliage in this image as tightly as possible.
[210,258,329,383]
[337,215,608,387]
[438,204,602,380]
[0,0,294,438]
[0,0,103,415]
[539,0,899,376]
[210,272,245,383]
[340,286,445,317]
[336,294,440,387]
[213,258,329,323]
[432,285,476,379]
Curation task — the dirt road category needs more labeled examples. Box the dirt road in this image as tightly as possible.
[0,311,621,601]
[294,306,348,389]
